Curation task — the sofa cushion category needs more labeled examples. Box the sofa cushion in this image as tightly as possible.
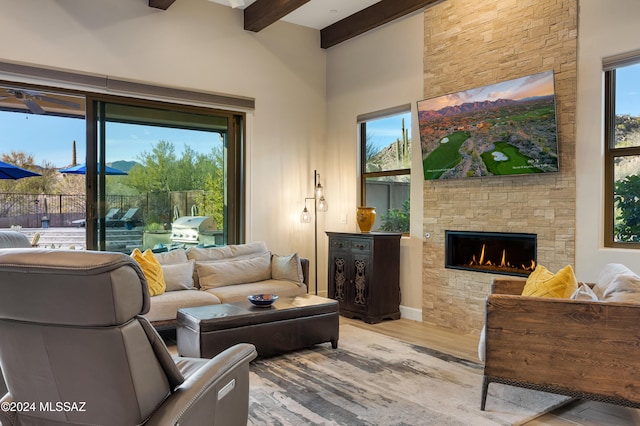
[521,264,577,298]
[271,253,304,284]
[186,241,268,262]
[197,252,272,290]
[131,248,166,296]
[154,249,188,265]
[204,279,307,304]
[162,260,195,291]
[187,241,269,288]
[143,289,221,323]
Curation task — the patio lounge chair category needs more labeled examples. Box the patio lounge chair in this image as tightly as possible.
[73,208,121,227]
[119,207,141,229]
[104,208,123,227]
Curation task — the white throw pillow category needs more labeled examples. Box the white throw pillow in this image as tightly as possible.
[594,263,635,298]
[605,292,640,304]
[197,252,272,290]
[162,260,195,291]
[603,274,640,299]
[271,253,304,284]
[594,263,640,301]
[570,283,600,301]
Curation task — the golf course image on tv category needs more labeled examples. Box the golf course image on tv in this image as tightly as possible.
[417,70,559,180]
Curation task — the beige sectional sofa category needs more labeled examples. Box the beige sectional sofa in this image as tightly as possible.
[143,241,309,327]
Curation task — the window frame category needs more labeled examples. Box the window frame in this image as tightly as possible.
[85,93,245,249]
[603,57,640,248]
[358,106,412,234]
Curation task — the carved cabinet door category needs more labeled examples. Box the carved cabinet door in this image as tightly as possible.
[328,238,349,304]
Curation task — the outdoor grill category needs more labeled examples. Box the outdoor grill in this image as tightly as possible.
[171,216,217,244]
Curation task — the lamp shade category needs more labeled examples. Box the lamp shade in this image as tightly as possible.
[300,206,311,223]
[317,196,328,212]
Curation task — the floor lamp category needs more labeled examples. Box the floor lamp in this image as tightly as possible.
[300,170,327,295]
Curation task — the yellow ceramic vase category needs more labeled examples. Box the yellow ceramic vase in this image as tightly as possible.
[356,206,376,233]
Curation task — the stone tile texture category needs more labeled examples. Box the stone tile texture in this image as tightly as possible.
[421,0,577,334]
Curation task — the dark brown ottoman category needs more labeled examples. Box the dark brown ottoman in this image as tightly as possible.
[176,294,339,358]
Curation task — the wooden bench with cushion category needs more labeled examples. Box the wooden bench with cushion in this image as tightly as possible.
[481,270,640,410]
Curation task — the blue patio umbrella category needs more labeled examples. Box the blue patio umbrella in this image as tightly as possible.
[0,160,42,179]
[59,163,127,175]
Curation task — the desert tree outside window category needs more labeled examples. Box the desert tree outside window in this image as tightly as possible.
[359,106,411,233]
[604,54,640,247]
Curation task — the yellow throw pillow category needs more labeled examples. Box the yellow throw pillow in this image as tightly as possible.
[131,248,166,296]
[522,264,578,298]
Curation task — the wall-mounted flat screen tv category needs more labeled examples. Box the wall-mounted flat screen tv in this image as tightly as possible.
[417,70,559,180]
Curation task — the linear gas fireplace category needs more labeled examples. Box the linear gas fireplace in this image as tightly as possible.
[445,230,537,277]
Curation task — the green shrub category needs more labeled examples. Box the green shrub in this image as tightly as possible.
[379,199,410,233]
[614,174,640,242]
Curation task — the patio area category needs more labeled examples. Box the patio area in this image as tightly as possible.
[17,227,143,252]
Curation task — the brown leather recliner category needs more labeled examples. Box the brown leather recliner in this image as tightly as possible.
[0,249,257,426]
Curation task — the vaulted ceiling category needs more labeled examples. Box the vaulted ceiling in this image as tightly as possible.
[148,0,440,49]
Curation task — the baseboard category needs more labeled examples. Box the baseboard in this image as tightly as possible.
[399,305,422,322]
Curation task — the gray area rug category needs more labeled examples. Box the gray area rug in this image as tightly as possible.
[248,324,571,425]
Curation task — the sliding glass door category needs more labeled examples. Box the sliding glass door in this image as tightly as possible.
[86,96,243,252]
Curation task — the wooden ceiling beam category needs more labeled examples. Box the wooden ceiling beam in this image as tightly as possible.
[320,0,440,49]
[244,0,312,32]
[148,0,176,10]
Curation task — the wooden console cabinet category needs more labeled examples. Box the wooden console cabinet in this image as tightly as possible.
[326,232,401,324]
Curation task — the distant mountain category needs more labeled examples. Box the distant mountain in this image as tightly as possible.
[517,95,555,103]
[419,95,555,122]
[420,99,518,120]
[108,160,138,173]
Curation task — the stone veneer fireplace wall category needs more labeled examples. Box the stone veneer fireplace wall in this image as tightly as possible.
[421,0,577,335]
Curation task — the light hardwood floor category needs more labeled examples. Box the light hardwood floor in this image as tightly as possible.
[340,317,640,426]
[163,318,640,425]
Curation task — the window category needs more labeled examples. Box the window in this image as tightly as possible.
[0,79,245,250]
[88,97,243,251]
[359,106,411,233]
[604,57,640,247]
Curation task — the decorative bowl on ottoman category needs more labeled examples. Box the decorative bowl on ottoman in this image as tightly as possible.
[248,294,278,307]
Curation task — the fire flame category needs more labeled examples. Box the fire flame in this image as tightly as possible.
[465,244,535,273]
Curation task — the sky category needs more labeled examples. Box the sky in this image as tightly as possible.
[0,112,222,168]
[417,70,555,112]
[616,63,640,116]
[0,113,85,168]
[366,112,412,154]
[415,65,640,116]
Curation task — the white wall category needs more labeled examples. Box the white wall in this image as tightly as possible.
[325,13,425,317]
[0,0,326,274]
[576,0,640,279]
